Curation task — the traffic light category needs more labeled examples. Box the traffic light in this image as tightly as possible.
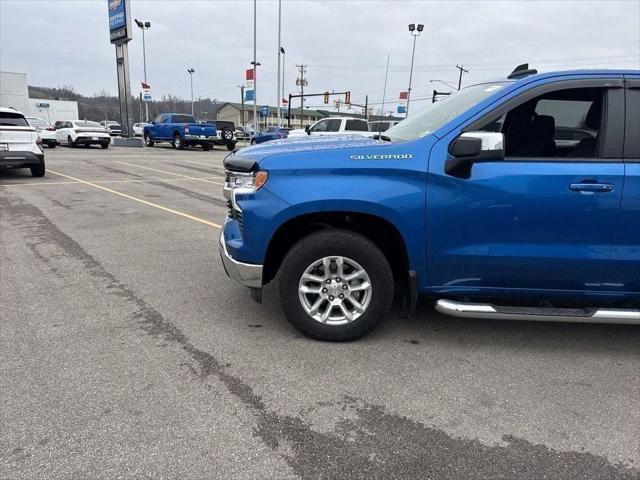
[323,91,329,104]
[345,91,351,104]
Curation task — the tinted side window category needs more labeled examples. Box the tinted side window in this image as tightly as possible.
[172,114,196,124]
[479,87,605,159]
[328,119,342,132]
[345,119,369,131]
[0,111,29,127]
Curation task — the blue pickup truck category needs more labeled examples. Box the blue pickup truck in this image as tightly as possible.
[144,113,217,150]
[220,66,640,341]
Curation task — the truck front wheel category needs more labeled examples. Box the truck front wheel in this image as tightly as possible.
[276,230,394,341]
[144,133,154,147]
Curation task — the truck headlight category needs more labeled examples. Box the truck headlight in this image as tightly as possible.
[226,170,268,192]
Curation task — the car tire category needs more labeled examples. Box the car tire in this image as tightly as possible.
[101,143,109,149]
[250,139,257,145]
[67,135,75,148]
[221,127,234,142]
[47,142,56,149]
[144,133,154,147]
[276,229,394,341]
[201,143,212,151]
[30,160,45,177]
[173,134,184,150]
[226,142,236,151]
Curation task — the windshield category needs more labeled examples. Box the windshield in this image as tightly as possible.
[386,82,508,141]
[75,121,102,128]
[27,117,48,127]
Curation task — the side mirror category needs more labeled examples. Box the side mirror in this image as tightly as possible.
[445,131,504,178]
[304,124,311,135]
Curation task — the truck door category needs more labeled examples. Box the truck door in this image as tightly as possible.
[427,79,626,294]
[603,77,640,295]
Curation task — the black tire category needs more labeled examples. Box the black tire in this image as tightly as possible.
[250,139,257,145]
[144,133,154,147]
[226,142,236,151]
[201,143,212,151]
[67,136,75,148]
[47,142,56,149]
[30,160,45,177]
[101,143,109,149]
[173,134,184,150]
[276,229,394,341]
[221,127,234,142]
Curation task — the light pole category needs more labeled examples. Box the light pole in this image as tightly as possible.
[406,23,423,117]
[252,0,258,134]
[281,47,285,123]
[134,19,151,122]
[276,0,282,127]
[187,68,195,116]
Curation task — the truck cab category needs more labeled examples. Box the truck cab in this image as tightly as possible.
[288,116,372,138]
[220,67,640,341]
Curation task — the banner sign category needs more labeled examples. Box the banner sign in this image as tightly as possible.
[244,69,255,102]
[108,0,132,44]
[141,82,151,101]
[397,91,408,114]
[261,105,269,117]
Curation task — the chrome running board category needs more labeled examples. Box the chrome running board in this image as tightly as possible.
[435,299,640,325]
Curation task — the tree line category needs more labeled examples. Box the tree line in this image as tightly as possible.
[28,85,223,123]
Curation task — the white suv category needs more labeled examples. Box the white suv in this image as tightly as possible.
[0,107,45,177]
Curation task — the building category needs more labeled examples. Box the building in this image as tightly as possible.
[216,102,326,129]
[0,71,29,113]
[0,70,78,123]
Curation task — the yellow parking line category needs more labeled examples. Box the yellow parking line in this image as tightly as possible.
[0,176,223,187]
[113,160,224,185]
[47,169,221,229]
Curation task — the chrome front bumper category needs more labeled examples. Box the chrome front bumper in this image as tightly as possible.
[219,234,263,289]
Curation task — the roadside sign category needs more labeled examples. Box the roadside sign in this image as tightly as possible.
[141,82,151,102]
[397,91,408,114]
[261,105,269,117]
[245,69,255,102]
[108,0,131,44]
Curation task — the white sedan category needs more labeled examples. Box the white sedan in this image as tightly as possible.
[26,116,58,148]
[55,120,112,149]
[133,122,150,136]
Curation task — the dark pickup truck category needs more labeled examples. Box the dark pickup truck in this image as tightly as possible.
[143,113,216,150]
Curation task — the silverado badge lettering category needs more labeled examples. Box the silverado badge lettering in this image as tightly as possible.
[349,154,413,160]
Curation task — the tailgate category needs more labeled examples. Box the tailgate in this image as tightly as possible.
[0,126,37,150]
[187,124,215,136]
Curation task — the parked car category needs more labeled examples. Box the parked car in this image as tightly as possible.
[200,120,237,150]
[100,121,122,136]
[368,120,400,133]
[288,117,372,138]
[220,66,640,341]
[133,122,150,136]
[26,116,57,148]
[55,120,111,148]
[144,113,216,150]
[235,126,252,141]
[250,126,291,145]
[0,107,45,177]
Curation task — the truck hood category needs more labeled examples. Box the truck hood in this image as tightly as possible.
[238,134,381,163]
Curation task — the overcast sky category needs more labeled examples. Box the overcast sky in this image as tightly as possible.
[1,0,639,114]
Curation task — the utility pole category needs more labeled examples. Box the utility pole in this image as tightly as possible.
[296,64,307,128]
[379,54,390,134]
[456,64,468,90]
[276,0,282,128]
[238,85,245,128]
[281,47,285,124]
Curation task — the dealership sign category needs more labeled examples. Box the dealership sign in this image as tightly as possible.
[108,0,132,44]
[244,69,255,102]
[397,91,408,114]
[141,82,152,101]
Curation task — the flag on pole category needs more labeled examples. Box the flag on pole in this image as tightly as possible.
[397,91,408,114]
[141,82,151,102]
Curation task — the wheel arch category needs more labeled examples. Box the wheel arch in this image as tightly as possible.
[262,210,411,289]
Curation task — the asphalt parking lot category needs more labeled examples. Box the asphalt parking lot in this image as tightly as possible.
[1,144,638,480]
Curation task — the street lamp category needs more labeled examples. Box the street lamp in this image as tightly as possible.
[134,18,151,122]
[251,61,261,132]
[406,23,423,117]
[276,0,282,127]
[187,68,195,116]
[281,47,286,120]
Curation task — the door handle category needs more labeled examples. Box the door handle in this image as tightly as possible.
[569,183,614,193]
